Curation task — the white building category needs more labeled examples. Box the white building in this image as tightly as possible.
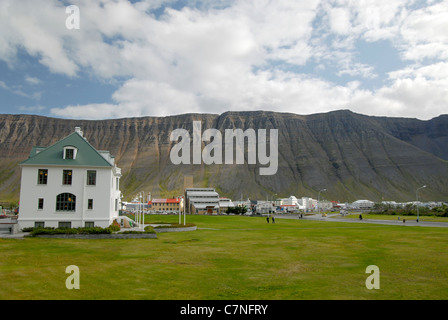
[279,196,300,206]
[352,200,375,210]
[255,201,274,214]
[219,197,235,210]
[18,128,122,229]
[301,197,317,212]
[184,188,220,214]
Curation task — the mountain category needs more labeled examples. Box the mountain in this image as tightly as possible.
[1,110,447,204]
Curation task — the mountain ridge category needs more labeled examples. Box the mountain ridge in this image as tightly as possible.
[1,110,447,204]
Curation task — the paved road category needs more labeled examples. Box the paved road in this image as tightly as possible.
[274,213,448,228]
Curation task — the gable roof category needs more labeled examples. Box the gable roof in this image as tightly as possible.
[20,131,114,167]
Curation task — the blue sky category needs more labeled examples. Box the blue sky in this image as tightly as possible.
[1,0,447,120]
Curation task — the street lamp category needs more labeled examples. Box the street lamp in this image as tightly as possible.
[318,189,326,217]
[136,191,144,230]
[416,185,426,223]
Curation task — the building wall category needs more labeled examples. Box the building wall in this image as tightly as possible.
[151,200,182,212]
[18,165,120,229]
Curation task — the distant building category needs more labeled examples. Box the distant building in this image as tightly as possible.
[352,200,375,210]
[300,197,317,212]
[219,197,235,210]
[149,198,183,213]
[18,128,122,229]
[318,200,333,211]
[255,201,274,214]
[184,188,220,214]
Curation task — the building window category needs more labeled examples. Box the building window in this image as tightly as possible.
[88,199,93,210]
[87,170,96,186]
[63,146,77,160]
[56,193,76,211]
[34,222,45,228]
[85,221,94,228]
[63,170,72,185]
[38,198,44,210]
[58,221,72,228]
[65,148,74,159]
[38,169,48,185]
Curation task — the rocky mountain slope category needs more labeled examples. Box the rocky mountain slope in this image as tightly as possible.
[1,110,447,204]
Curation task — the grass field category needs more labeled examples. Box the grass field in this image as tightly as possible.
[331,213,448,222]
[1,215,448,300]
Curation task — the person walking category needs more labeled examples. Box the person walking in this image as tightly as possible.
[272,215,275,223]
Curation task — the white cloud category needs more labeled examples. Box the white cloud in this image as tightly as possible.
[1,0,447,120]
[399,0,448,61]
[25,76,41,85]
[329,7,351,35]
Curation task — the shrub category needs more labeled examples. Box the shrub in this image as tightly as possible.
[144,226,156,233]
[30,226,112,236]
[109,220,121,232]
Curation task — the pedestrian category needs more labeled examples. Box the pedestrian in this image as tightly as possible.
[359,214,363,220]
[272,216,275,223]
[266,216,269,223]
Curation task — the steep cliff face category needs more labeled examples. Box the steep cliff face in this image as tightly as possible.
[1,110,447,203]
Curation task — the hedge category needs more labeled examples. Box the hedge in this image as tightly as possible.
[29,226,113,236]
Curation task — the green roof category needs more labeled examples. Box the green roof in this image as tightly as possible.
[20,132,113,167]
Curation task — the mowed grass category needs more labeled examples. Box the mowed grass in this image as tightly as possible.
[331,213,448,223]
[1,215,447,300]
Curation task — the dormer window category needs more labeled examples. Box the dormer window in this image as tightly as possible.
[63,146,78,160]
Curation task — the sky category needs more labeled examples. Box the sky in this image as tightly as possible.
[0,0,447,120]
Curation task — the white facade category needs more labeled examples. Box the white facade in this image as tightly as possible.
[352,200,375,210]
[18,129,121,229]
[219,198,235,209]
[301,197,317,212]
[255,201,274,214]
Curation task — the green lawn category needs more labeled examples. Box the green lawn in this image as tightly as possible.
[1,215,447,300]
[331,213,448,222]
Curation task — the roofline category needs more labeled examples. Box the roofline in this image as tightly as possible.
[19,163,114,168]
[20,131,117,167]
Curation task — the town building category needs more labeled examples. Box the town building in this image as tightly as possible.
[149,198,183,213]
[184,188,220,214]
[255,201,274,214]
[18,127,122,229]
[219,197,235,211]
[351,200,375,210]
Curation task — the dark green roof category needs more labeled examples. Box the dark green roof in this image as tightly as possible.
[20,132,113,167]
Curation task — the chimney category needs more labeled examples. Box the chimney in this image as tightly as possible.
[75,127,83,137]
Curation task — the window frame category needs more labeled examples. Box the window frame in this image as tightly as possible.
[37,169,48,185]
[87,170,97,186]
[63,146,77,160]
[58,221,72,228]
[38,198,44,210]
[62,170,73,185]
[34,222,45,228]
[85,221,94,228]
[56,193,76,212]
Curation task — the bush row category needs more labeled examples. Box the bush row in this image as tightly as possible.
[120,226,156,234]
[27,226,113,236]
[371,207,448,217]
